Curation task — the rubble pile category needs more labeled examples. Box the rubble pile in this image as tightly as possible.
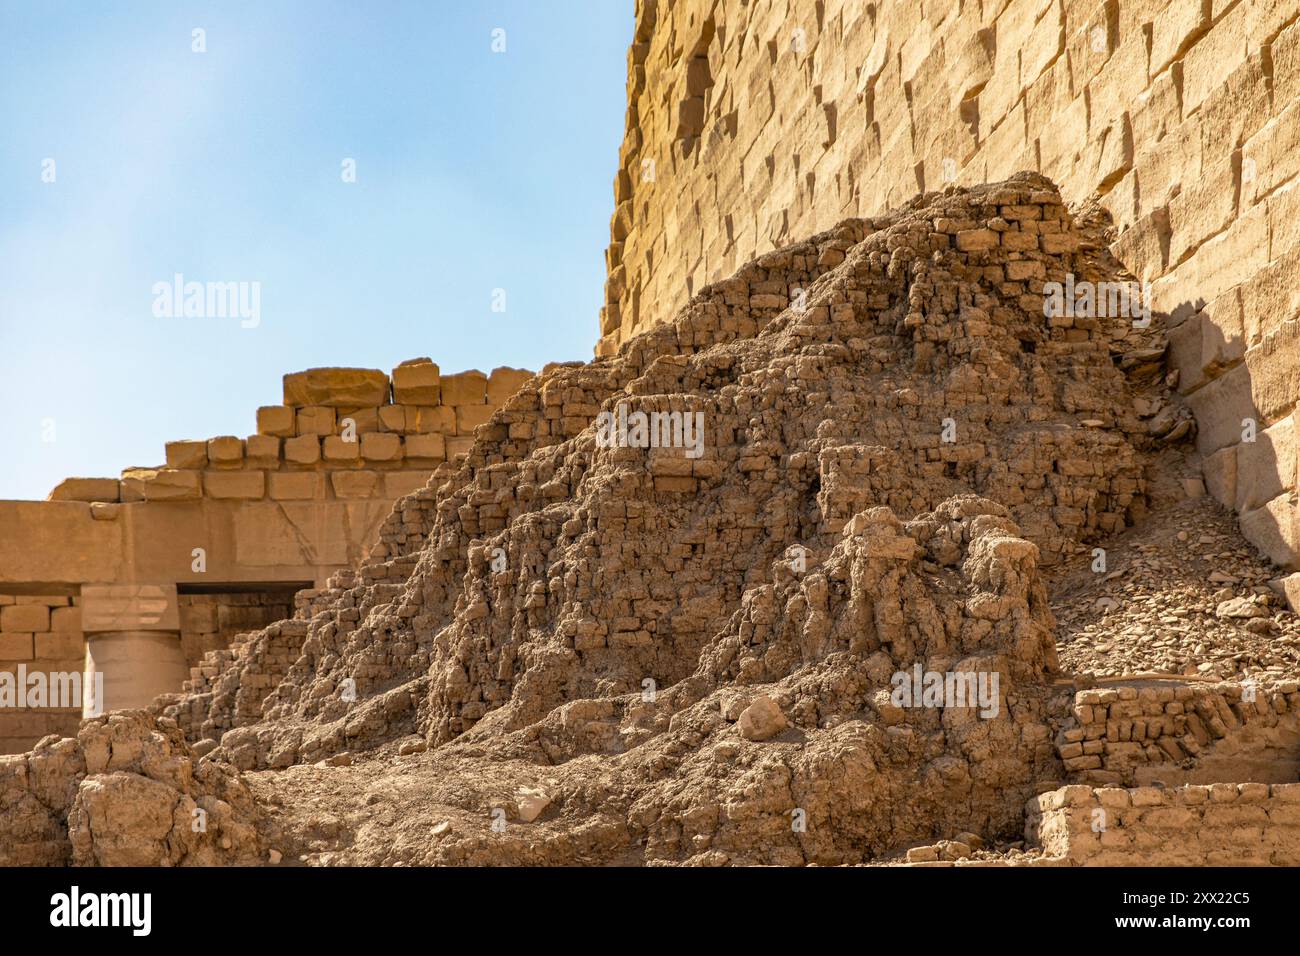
[11,174,1294,866]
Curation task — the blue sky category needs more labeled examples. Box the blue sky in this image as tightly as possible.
[0,1,631,499]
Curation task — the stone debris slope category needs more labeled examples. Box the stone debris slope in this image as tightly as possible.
[8,173,1289,866]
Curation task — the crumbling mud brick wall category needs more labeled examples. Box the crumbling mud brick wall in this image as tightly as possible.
[601,0,1300,566]
[1027,782,1300,864]
[1056,678,1300,785]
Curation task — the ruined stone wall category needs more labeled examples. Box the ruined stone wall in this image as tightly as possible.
[1056,678,1300,785]
[601,0,1300,565]
[1027,782,1300,864]
[177,591,297,667]
[0,360,536,755]
[48,361,534,509]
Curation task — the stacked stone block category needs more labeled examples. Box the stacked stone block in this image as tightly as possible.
[1056,678,1300,784]
[177,591,297,669]
[0,593,84,752]
[46,361,534,507]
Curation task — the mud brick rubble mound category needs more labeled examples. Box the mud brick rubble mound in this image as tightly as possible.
[6,173,1299,867]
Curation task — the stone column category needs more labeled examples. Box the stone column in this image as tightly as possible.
[80,584,188,714]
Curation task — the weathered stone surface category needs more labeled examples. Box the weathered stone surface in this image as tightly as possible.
[256,405,296,437]
[283,435,321,465]
[392,359,441,405]
[165,440,209,470]
[404,433,446,460]
[487,367,533,405]
[206,436,243,467]
[331,471,380,498]
[268,472,326,500]
[295,406,335,436]
[203,471,265,500]
[455,404,495,434]
[360,432,403,462]
[47,478,120,503]
[440,370,487,405]
[737,696,787,741]
[244,434,281,466]
[283,368,390,408]
[135,469,202,502]
[1,604,49,632]
[81,584,179,633]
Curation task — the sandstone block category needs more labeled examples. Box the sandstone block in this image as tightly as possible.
[1240,490,1300,570]
[337,408,380,434]
[322,435,360,462]
[1243,100,1300,207]
[1245,320,1300,422]
[139,469,202,502]
[487,367,533,405]
[283,435,321,465]
[361,432,403,462]
[1168,157,1236,267]
[203,471,265,500]
[1239,247,1300,345]
[256,405,296,437]
[392,359,441,405]
[441,370,488,405]
[206,436,243,467]
[106,475,134,504]
[515,787,551,823]
[385,472,430,499]
[296,406,336,436]
[456,404,496,434]
[268,472,325,500]
[81,584,179,632]
[413,405,456,433]
[378,405,412,433]
[2,605,49,632]
[283,367,390,407]
[1275,18,1300,106]
[331,471,380,498]
[1149,0,1209,75]
[244,434,281,466]
[1235,413,1296,512]
[50,606,82,632]
[35,631,83,661]
[1186,363,1255,455]
[0,633,34,660]
[165,440,208,470]
[956,228,998,251]
[404,433,446,460]
[446,436,475,459]
[47,478,121,503]
[1202,445,1237,509]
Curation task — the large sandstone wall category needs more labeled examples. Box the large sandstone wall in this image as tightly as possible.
[600,0,1300,564]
